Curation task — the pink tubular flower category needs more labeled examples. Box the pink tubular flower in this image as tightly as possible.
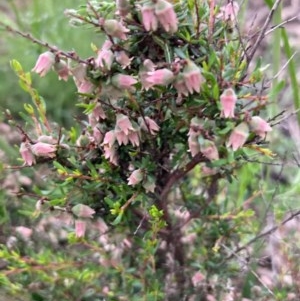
[183,60,203,94]
[227,122,249,151]
[128,130,140,147]
[115,128,129,145]
[103,19,129,40]
[93,127,103,145]
[111,74,137,90]
[116,114,134,135]
[154,0,178,33]
[75,219,86,238]
[103,145,118,165]
[218,2,239,22]
[32,51,55,77]
[138,116,160,135]
[102,130,116,147]
[78,80,94,94]
[141,3,158,31]
[127,169,143,186]
[20,142,36,166]
[249,116,272,138]
[220,88,237,118]
[199,139,219,161]
[72,204,95,219]
[139,59,156,90]
[146,68,174,87]
[115,51,133,69]
[95,40,114,70]
[54,60,69,81]
[174,73,189,96]
[30,142,57,158]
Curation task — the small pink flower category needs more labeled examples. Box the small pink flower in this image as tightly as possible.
[103,130,116,147]
[54,60,69,81]
[95,41,114,70]
[192,272,205,287]
[115,51,133,69]
[127,169,143,186]
[94,103,106,120]
[32,51,55,77]
[111,74,137,90]
[141,3,158,31]
[116,114,134,135]
[174,73,189,96]
[183,60,203,94]
[249,116,272,138]
[138,116,160,135]
[15,226,33,240]
[95,48,114,71]
[30,142,57,158]
[78,80,94,94]
[20,142,36,166]
[103,145,118,165]
[128,130,140,147]
[218,2,239,22]
[145,68,174,87]
[72,204,95,219]
[155,0,178,33]
[220,88,237,118]
[93,127,103,144]
[115,128,129,145]
[139,59,156,90]
[116,0,131,17]
[200,140,219,161]
[103,19,129,40]
[75,219,86,238]
[227,122,249,151]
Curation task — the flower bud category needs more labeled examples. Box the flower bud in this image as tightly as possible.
[54,60,69,81]
[75,219,86,238]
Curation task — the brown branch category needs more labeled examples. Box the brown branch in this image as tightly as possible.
[160,152,207,201]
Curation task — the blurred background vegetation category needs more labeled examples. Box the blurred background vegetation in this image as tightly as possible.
[0,0,100,126]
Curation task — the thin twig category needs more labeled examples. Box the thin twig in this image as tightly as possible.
[226,209,300,260]
[246,0,282,67]
[264,15,299,36]
[0,21,90,65]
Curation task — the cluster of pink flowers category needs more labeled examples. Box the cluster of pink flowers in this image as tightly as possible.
[20,136,58,166]
[141,0,178,33]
